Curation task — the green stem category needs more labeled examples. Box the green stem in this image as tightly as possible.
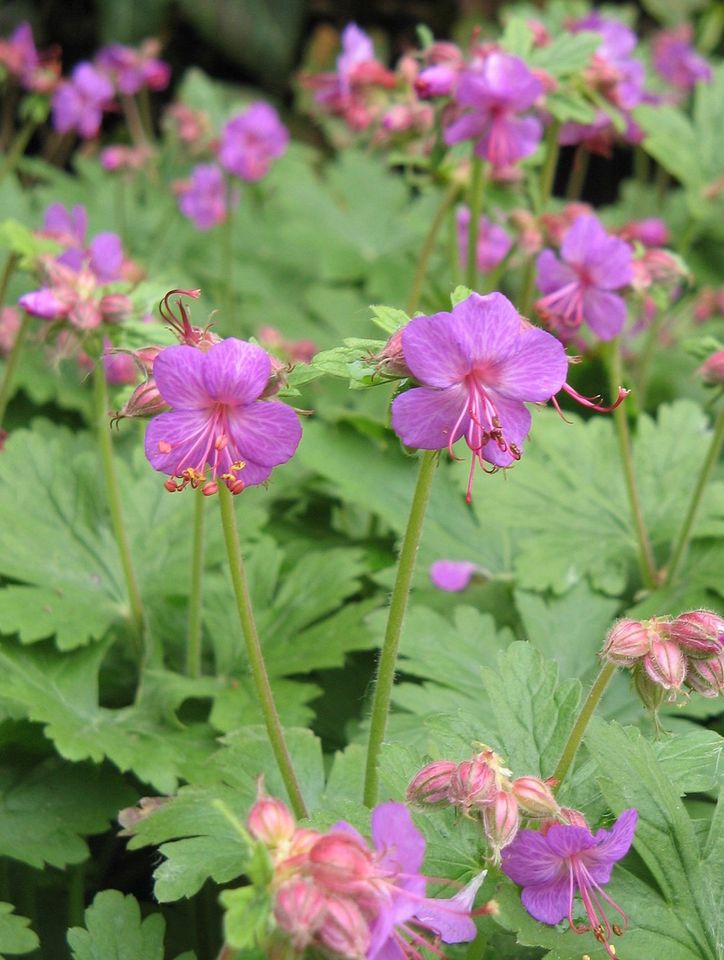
[218,484,308,819]
[363,450,438,807]
[633,305,667,407]
[0,118,37,183]
[633,145,649,184]
[565,145,589,201]
[93,362,146,654]
[0,253,24,427]
[665,407,724,587]
[121,93,148,147]
[552,661,617,785]
[466,154,485,290]
[518,257,537,316]
[606,340,658,590]
[538,119,561,212]
[66,862,85,929]
[186,487,206,677]
[406,182,460,314]
[448,202,464,287]
[221,180,234,320]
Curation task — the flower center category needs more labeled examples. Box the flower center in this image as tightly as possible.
[158,402,246,495]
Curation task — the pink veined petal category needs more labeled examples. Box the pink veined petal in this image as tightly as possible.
[521,877,572,925]
[153,345,211,410]
[590,809,638,865]
[535,250,578,295]
[391,384,468,450]
[202,337,271,405]
[18,289,69,318]
[479,114,542,167]
[492,326,569,402]
[483,52,542,110]
[144,409,212,473]
[371,802,426,875]
[89,232,123,282]
[582,288,627,340]
[430,560,478,592]
[501,830,568,887]
[443,110,487,146]
[560,215,609,268]
[585,234,633,290]
[225,400,302,468]
[479,393,531,464]
[542,824,598,859]
[369,934,407,960]
[414,871,486,943]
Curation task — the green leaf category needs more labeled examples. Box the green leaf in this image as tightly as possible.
[67,891,165,960]
[530,30,601,76]
[585,718,719,960]
[499,18,534,58]
[653,729,723,795]
[546,90,597,125]
[0,218,59,265]
[0,903,38,958]
[634,105,701,188]
[450,285,473,306]
[369,304,410,334]
[219,886,271,950]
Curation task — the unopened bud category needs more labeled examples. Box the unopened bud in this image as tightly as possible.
[559,807,588,828]
[603,619,653,665]
[449,758,496,812]
[317,895,371,958]
[111,378,169,424]
[99,293,133,324]
[633,662,667,714]
[644,635,687,690]
[685,653,724,698]
[247,795,296,847]
[273,879,326,950]
[671,610,724,657]
[372,328,411,379]
[406,760,457,805]
[511,776,560,819]
[696,350,724,385]
[482,789,519,862]
[308,833,373,893]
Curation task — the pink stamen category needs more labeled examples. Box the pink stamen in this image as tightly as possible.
[562,382,630,412]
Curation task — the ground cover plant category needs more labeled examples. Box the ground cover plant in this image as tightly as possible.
[0,2,722,958]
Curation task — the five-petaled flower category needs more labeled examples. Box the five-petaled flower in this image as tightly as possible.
[502,808,637,959]
[144,337,302,495]
[390,291,568,502]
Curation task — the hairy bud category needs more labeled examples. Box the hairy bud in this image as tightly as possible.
[406,760,457,805]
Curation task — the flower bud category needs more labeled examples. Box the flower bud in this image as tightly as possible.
[273,878,326,950]
[308,833,373,893]
[602,618,653,665]
[372,328,411,379]
[559,807,588,828]
[696,350,724,385]
[671,610,724,657]
[449,758,496,812]
[643,635,687,690]
[633,662,667,713]
[685,653,724,698]
[247,795,296,848]
[406,760,457,805]
[0,307,21,356]
[111,378,169,424]
[99,293,133,324]
[482,789,519,862]
[511,777,560,819]
[317,895,370,958]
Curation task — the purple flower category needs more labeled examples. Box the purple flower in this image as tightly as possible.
[390,292,568,501]
[0,22,38,86]
[52,62,114,138]
[144,338,302,494]
[652,25,712,91]
[430,560,479,592]
[572,13,637,64]
[457,207,512,273]
[502,809,638,960]
[535,215,633,342]
[444,52,543,168]
[95,40,171,95]
[177,163,227,231]
[218,103,288,182]
[41,202,123,283]
[336,23,375,95]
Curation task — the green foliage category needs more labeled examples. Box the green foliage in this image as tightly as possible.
[0,905,37,959]
[67,891,166,960]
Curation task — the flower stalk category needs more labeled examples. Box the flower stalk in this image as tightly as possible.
[406,181,460,314]
[363,450,438,807]
[466,154,485,289]
[185,487,206,677]
[552,660,618,785]
[217,484,308,819]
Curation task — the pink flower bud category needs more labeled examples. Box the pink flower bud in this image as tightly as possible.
[247,795,296,847]
[372,328,411,379]
[449,758,497,812]
[633,662,667,713]
[482,789,519,861]
[644,635,687,690]
[99,293,133,324]
[603,618,653,664]
[111,378,169,424]
[0,307,21,356]
[696,350,724,385]
[685,653,724,698]
[273,879,326,949]
[559,807,588,828]
[670,610,723,657]
[103,346,138,386]
[308,833,373,893]
[317,895,371,958]
[511,777,560,818]
[406,760,457,805]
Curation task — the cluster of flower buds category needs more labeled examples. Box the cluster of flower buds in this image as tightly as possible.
[603,610,724,710]
[244,781,491,958]
[407,745,562,862]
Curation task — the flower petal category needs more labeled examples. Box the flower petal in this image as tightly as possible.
[430,560,478,592]
[371,802,426,874]
[203,338,271,405]
[153,345,210,410]
[501,830,565,887]
[543,824,597,858]
[582,289,627,340]
[391,384,468,450]
[144,409,211,474]
[226,400,302,468]
[536,250,578,296]
[480,393,531,466]
[561,215,609,268]
[521,878,571,925]
[585,234,633,290]
[479,114,542,167]
[89,232,123,282]
[590,809,638,868]
[493,326,568,402]
[414,871,486,943]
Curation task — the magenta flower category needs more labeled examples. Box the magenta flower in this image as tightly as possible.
[177,163,227,231]
[535,215,633,342]
[390,292,568,501]
[95,40,171,95]
[444,52,543,168]
[52,62,114,139]
[457,207,512,273]
[652,25,711,91]
[430,560,479,592]
[502,809,637,960]
[41,202,123,283]
[218,103,288,182]
[144,338,302,494]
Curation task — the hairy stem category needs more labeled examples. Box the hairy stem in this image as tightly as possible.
[466,154,485,290]
[607,340,658,590]
[406,182,460,314]
[363,450,438,807]
[552,661,618,785]
[0,119,37,183]
[186,487,206,677]
[565,145,589,201]
[538,119,561,211]
[92,362,146,654]
[665,407,724,587]
[218,484,308,819]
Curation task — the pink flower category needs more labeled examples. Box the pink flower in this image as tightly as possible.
[95,39,170,95]
[177,163,228,231]
[502,809,638,959]
[429,560,479,592]
[535,215,633,342]
[144,337,302,494]
[52,62,114,139]
[444,52,543,168]
[652,25,711,91]
[456,208,512,273]
[390,292,568,501]
[218,103,288,182]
